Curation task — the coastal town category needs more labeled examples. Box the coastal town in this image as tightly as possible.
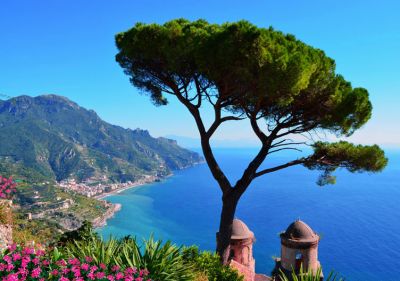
[58,175,159,198]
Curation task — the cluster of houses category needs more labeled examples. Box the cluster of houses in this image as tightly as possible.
[58,178,134,197]
[58,175,159,198]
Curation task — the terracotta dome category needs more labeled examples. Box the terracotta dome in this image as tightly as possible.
[281,220,318,241]
[231,219,254,240]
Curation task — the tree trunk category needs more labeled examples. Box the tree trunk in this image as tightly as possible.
[216,192,240,264]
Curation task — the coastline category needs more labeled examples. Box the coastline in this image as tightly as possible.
[94,178,156,200]
[93,162,204,228]
[92,176,161,228]
[92,203,122,228]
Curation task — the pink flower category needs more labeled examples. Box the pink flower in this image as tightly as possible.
[61,267,70,275]
[0,245,152,281]
[68,257,80,266]
[36,249,45,257]
[111,265,120,272]
[81,263,90,271]
[96,271,106,278]
[87,271,96,280]
[56,259,67,266]
[90,265,98,272]
[32,257,40,265]
[31,267,41,278]
[12,253,21,261]
[21,247,34,255]
[3,255,12,263]
[7,244,17,252]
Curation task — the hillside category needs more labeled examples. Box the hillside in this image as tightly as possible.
[0,94,202,183]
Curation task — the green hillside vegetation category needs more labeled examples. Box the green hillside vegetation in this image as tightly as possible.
[0,95,202,183]
[11,182,111,243]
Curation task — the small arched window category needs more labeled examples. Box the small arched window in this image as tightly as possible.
[229,249,235,260]
[295,253,303,271]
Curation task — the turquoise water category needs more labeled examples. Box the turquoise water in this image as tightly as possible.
[99,149,400,281]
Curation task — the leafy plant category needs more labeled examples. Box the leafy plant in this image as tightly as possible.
[182,246,243,281]
[279,265,345,281]
[193,252,243,281]
[119,236,195,281]
[59,234,195,281]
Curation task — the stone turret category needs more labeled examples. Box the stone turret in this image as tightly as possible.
[275,220,323,280]
[220,219,271,281]
[230,220,256,269]
[0,200,13,252]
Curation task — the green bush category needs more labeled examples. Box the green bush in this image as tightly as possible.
[56,234,194,281]
[182,246,244,281]
[54,221,99,247]
[57,234,123,265]
[52,224,244,281]
[118,236,194,281]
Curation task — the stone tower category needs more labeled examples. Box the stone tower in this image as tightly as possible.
[275,220,322,280]
[229,219,256,271]
[218,219,256,281]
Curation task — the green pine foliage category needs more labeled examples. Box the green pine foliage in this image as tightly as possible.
[305,141,388,185]
[115,19,387,189]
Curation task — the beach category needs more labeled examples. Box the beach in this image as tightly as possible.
[94,178,157,200]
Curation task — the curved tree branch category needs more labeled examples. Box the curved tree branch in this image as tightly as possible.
[254,158,308,177]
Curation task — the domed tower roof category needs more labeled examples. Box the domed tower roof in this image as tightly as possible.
[231,219,254,240]
[281,220,318,242]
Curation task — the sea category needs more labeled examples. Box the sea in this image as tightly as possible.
[98,148,400,281]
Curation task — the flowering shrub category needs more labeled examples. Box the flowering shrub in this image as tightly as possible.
[0,244,152,281]
[0,176,16,200]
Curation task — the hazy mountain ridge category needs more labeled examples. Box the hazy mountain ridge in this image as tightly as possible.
[0,94,202,183]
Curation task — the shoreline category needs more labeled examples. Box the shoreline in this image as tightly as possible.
[93,162,204,227]
[92,203,122,228]
[92,176,163,228]
[94,173,170,200]
[94,180,153,200]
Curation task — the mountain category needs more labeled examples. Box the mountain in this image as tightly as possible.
[0,95,203,183]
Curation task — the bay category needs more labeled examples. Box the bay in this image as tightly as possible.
[99,148,400,281]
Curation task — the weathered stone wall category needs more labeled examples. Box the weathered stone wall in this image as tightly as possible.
[0,200,13,252]
[230,260,256,281]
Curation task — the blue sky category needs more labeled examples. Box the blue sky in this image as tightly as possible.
[1,0,399,147]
